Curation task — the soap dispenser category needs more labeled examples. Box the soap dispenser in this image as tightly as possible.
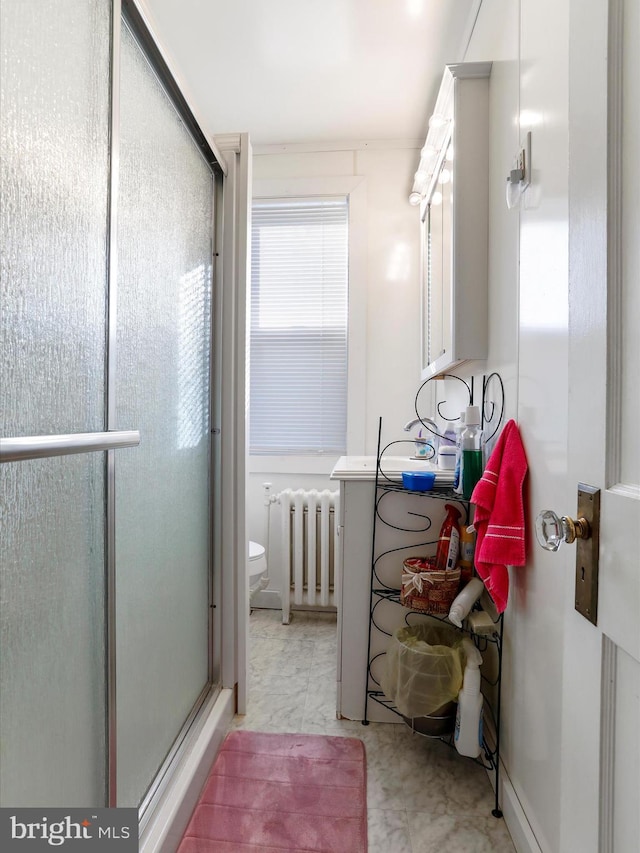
[455,638,484,758]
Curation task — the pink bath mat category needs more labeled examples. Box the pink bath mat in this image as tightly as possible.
[178,730,367,853]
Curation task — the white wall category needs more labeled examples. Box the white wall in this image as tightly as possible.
[462,1,570,851]
[512,1,570,848]
[248,144,423,605]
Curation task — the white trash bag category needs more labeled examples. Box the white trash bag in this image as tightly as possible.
[381,623,466,718]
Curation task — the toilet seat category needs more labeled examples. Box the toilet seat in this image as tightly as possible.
[249,540,265,561]
[248,540,267,581]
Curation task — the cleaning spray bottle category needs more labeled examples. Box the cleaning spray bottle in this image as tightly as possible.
[435,504,462,572]
[455,638,484,758]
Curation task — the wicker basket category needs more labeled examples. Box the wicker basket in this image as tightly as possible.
[400,556,461,615]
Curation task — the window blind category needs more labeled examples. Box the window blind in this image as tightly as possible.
[250,197,348,455]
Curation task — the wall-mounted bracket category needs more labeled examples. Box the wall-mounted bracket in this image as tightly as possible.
[518,131,532,190]
[506,131,531,208]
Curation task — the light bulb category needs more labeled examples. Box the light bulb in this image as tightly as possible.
[428,114,449,129]
[414,170,428,184]
[505,178,522,209]
[431,191,443,206]
[408,192,422,206]
[421,144,438,158]
[438,168,451,185]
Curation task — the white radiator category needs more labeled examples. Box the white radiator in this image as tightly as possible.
[274,488,340,625]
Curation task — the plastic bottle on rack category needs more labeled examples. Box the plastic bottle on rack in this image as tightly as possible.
[448,577,485,627]
[441,422,457,447]
[435,504,462,572]
[455,638,484,758]
[461,406,484,500]
[453,412,466,493]
[458,524,476,585]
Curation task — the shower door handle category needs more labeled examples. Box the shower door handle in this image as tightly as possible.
[0,430,141,463]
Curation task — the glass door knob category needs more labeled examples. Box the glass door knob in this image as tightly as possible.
[535,509,591,551]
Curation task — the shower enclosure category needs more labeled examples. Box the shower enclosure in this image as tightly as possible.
[0,0,221,814]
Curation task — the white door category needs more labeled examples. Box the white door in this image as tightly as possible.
[560,0,640,850]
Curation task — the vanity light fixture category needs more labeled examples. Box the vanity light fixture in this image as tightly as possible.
[430,190,443,206]
[408,67,457,207]
[409,118,451,205]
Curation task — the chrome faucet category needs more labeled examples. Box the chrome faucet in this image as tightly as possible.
[403,417,438,433]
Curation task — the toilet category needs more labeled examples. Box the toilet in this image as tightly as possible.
[248,540,268,599]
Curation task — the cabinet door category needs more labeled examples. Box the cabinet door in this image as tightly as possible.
[423,163,453,370]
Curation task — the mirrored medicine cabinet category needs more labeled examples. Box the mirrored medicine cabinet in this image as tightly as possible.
[414,62,491,379]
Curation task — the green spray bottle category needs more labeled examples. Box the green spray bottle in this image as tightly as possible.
[461,405,484,500]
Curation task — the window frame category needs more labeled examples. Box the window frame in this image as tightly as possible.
[249,176,367,474]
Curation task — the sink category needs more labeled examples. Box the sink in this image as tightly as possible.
[335,455,376,469]
[330,454,451,482]
[377,455,437,472]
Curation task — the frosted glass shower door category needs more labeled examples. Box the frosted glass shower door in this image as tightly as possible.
[114,24,214,808]
[0,0,112,807]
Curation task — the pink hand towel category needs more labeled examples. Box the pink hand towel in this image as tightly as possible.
[470,419,528,612]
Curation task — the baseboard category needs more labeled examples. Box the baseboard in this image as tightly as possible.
[487,759,543,853]
[250,588,281,609]
[139,689,234,853]
[250,589,337,615]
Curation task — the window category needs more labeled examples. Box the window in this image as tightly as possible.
[250,197,348,455]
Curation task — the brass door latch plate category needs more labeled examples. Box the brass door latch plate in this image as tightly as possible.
[575,484,600,624]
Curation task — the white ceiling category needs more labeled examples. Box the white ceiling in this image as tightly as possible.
[140,0,479,147]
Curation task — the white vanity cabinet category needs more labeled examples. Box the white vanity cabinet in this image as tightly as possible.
[413,62,492,379]
[334,477,377,721]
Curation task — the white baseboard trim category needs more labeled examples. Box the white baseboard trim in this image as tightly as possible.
[139,689,234,853]
[250,588,281,609]
[250,589,337,615]
[488,760,543,853]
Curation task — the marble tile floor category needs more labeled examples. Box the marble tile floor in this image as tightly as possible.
[232,608,515,853]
